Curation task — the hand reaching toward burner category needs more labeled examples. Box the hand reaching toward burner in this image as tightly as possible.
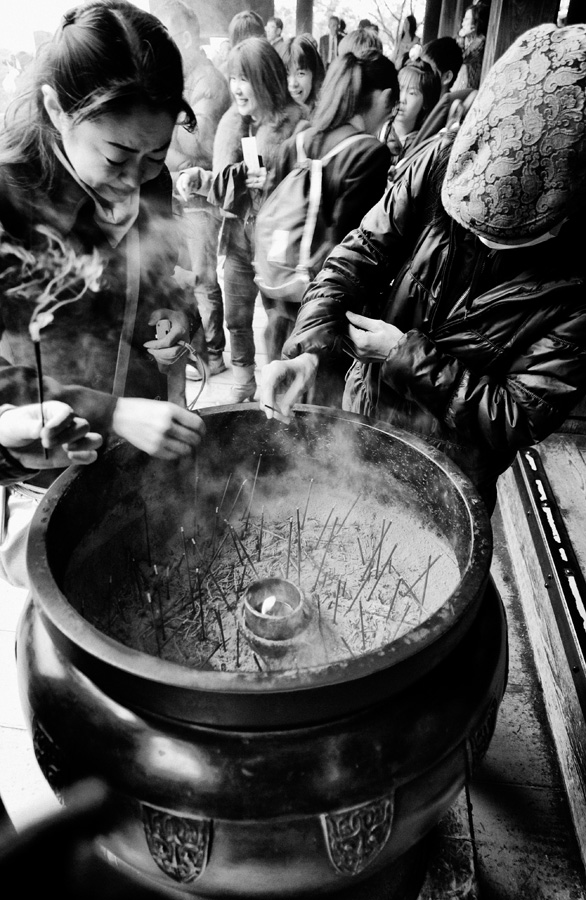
[112,398,206,459]
[259,353,319,423]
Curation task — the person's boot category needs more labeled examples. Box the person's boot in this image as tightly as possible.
[230,364,257,402]
[186,352,227,381]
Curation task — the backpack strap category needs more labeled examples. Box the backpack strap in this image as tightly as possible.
[320,132,372,164]
[298,133,371,273]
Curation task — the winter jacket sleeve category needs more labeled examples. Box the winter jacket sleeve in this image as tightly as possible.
[282,136,445,360]
[382,294,586,454]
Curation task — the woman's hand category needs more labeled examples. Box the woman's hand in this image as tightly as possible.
[0,402,103,469]
[259,353,319,424]
[176,167,213,202]
[112,398,206,460]
[144,309,191,368]
[245,166,267,191]
[345,311,404,362]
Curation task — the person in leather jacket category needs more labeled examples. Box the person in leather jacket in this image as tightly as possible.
[259,24,586,513]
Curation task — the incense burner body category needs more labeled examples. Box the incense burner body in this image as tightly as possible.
[16,406,507,898]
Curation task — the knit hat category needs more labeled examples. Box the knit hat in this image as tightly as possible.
[441,24,586,245]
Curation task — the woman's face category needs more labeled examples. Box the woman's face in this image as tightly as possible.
[47,98,174,203]
[230,73,260,119]
[287,67,313,106]
[396,81,424,133]
[459,9,476,38]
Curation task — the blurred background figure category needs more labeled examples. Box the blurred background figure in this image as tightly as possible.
[319,15,342,70]
[452,2,491,90]
[208,37,306,402]
[266,15,288,61]
[392,15,420,69]
[159,0,232,382]
[217,9,266,76]
[339,26,384,56]
[283,33,325,119]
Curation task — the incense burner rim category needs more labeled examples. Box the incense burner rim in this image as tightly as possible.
[26,405,492,727]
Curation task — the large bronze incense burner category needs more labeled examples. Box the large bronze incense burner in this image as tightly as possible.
[17,405,507,898]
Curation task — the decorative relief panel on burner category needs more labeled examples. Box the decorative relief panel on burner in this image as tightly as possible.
[321,794,394,876]
[141,804,212,883]
[466,698,499,773]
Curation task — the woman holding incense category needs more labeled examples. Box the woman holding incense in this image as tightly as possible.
[0,0,206,584]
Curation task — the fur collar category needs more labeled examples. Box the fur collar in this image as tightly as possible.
[213,102,306,175]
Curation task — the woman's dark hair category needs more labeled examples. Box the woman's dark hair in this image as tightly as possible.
[398,59,442,127]
[227,37,290,123]
[283,34,325,109]
[465,3,490,36]
[0,0,192,188]
[228,10,265,47]
[404,15,417,39]
[311,50,398,134]
[338,28,384,57]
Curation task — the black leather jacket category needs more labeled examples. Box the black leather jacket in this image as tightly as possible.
[283,137,586,499]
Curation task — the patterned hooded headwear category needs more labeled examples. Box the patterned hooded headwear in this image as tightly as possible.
[441,24,586,245]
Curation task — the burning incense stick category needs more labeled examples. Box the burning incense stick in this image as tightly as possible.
[215,607,226,651]
[258,506,264,562]
[32,339,49,459]
[296,507,302,582]
[218,472,233,513]
[195,567,206,637]
[335,491,362,536]
[312,516,338,590]
[227,479,248,521]
[286,517,293,580]
[244,454,262,531]
[333,578,342,624]
[181,527,196,616]
[365,544,398,605]
[301,478,314,528]
[315,506,335,549]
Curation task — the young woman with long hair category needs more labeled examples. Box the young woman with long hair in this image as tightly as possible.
[283,34,325,118]
[208,37,306,401]
[0,0,205,585]
[261,49,398,396]
[382,59,442,170]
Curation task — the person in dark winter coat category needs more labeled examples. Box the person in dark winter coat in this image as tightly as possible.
[259,24,586,514]
[207,37,306,402]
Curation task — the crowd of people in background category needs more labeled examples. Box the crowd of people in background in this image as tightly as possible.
[1,0,586,591]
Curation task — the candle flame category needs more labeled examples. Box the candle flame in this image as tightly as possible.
[261,595,277,615]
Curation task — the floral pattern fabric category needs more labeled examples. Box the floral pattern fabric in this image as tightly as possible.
[441,25,586,244]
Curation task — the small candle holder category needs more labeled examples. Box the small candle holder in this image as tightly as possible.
[243,578,307,642]
[237,578,313,664]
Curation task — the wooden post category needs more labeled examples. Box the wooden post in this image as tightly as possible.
[296,0,313,34]
[481,0,560,82]
[566,0,586,23]
[422,0,443,44]
[437,0,466,39]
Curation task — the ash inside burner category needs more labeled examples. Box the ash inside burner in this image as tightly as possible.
[63,448,460,674]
